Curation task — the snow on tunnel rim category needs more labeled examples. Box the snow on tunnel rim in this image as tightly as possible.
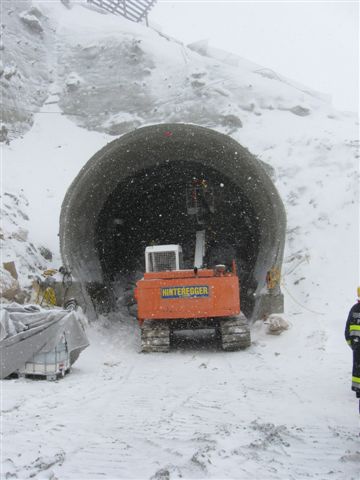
[60,123,286,320]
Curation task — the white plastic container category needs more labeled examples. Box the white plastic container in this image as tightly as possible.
[18,334,70,380]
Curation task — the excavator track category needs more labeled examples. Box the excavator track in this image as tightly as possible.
[141,320,170,353]
[219,314,251,351]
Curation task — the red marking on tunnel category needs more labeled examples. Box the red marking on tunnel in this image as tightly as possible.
[164,131,173,137]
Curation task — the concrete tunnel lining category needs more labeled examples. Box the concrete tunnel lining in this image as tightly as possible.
[60,123,286,319]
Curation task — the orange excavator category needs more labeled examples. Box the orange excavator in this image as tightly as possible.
[134,179,251,353]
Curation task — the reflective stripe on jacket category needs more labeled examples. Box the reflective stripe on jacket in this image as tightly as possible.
[352,376,360,390]
[345,302,360,345]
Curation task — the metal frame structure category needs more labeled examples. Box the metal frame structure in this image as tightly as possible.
[145,245,182,273]
[87,0,157,25]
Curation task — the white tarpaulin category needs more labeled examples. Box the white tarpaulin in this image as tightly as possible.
[0,303,89,379]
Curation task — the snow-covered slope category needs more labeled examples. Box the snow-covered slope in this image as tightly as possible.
[1,2,359,479]
[0,1,55,140]
[2,0,336,142]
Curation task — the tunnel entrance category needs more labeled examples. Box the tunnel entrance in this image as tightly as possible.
[95,162,260,314]
[60,123,286,320]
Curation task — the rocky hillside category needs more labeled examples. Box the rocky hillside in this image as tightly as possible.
[2,0,336,142]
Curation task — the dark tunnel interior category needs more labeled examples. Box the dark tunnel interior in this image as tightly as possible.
[95,162,260,314]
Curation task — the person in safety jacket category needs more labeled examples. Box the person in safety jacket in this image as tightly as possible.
[345,287,360,398]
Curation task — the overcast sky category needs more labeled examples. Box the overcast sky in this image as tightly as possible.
[149,1,359,112]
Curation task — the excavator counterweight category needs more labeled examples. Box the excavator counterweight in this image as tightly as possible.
[134,244,251,352]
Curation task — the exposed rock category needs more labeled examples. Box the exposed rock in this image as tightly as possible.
[61,0,71,9]
[255,68,282,81]
[3,261,18,279]
[290,105,311,117]
[65,72,84,91]
[0,192,48,289]
[220,114,243,129]
[191,80,206,88]
[39,246,53,261]
[0,267,20,301]
[239,103,255,112]
[267,315,290,335]
[151,468,170,480]
[188,39,208,56]
[12,227,28,242]
[28,6,44,19]
[0,124,9,143]
[3,65,17,80]
[19,12,43,33]
[191,71,207,79]
[16,208,29,221]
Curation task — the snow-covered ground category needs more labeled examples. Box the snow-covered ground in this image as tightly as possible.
[1,1,359,479]
[2,317,360,479]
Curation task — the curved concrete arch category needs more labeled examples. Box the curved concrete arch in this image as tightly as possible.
[60,123,286,319]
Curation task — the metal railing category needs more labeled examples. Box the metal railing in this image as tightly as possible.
[87,0,157,25]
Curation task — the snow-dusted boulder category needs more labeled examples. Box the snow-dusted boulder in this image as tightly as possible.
[267,315,290,335]
[289,105,311,116]
[19,11,43,33]
[3,65,17,80]
[65,72,84,91]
